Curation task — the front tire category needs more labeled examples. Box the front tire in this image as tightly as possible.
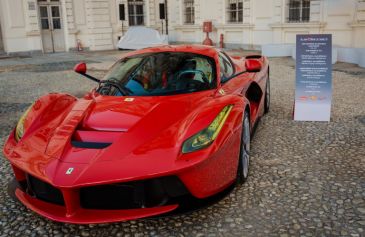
[237,111,250,184]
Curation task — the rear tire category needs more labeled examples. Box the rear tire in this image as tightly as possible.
[264,70,270,114]
[237,111,250,184]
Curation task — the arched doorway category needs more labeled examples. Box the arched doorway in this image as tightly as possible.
[38,0,65,53]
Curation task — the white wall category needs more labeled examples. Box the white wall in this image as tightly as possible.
[0,0,364,53]
[168,0,365,49]
[0,0,42,53]
[0,6,3,52]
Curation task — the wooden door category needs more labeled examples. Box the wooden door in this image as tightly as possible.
[39,1,65,53]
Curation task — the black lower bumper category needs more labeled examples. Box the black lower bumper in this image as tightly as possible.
[10,174,190,210]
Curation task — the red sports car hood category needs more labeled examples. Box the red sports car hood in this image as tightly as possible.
[55,92,214,158]
[6,90,225,187]
[81,95,183,132]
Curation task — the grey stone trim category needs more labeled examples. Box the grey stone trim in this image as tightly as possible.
[170,41,262,51]
[6,50,43,57]
[68,47,91,52]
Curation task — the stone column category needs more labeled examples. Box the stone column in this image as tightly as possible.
[271,0,284,44]
[350,0,365,48]
[309,0,321,22]
[25,0,43,52]
[243,0,253,48]
[85,0,114,51]
[194,0,201,25]
[243,0,251,24]
[355,0,365,22]
[147,0,157,28]
[62,0,76,51]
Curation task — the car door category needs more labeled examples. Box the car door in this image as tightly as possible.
[219,52,248,96]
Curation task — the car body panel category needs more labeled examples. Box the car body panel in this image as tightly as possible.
[3,45,269,223]
[15,189,178,224]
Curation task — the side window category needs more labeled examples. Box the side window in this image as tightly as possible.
[218,52,234,83]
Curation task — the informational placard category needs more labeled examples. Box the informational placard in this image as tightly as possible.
[294,34,332,121]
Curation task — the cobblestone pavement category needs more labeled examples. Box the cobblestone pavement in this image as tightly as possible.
[0,50,364,237]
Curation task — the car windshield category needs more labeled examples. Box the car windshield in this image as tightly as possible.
[99,52,216,96]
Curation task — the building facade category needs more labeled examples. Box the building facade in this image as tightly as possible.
[0,0,168,54]
[0,0,364,55]
[169,0,365,50]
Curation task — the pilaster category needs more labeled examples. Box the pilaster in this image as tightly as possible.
[309,0,321,22]
[85,0,113,50]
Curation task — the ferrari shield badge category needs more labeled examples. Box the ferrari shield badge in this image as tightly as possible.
[66,167,74,175]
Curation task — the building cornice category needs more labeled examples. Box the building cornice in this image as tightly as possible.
[215,24,255,30]
[349,22,365,28]
[269,22,327,29]
[174,25,201,30]
[174,23,255,31]
[26,30,40,36]
[68,29,80,34]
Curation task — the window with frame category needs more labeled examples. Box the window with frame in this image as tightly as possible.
[184,0,195,24]
[227,0,243,23]
[128,0,144,26]
[288,0,310,23]
[218,52,234,83]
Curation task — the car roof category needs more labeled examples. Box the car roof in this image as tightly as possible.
[122,45,219,59]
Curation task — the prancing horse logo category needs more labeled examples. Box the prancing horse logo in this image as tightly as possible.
[66,167,74,175]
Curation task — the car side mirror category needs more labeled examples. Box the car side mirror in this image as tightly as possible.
[73,62,100,83]
[245,59,262,73]
[74,62,87,74]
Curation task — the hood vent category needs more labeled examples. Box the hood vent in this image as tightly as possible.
[71,130,120,149]
[71,141,111,149]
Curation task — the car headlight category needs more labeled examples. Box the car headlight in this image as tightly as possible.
[182,105,233,153]
[15,104,33,142]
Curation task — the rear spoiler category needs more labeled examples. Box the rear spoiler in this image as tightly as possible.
[245,55,263,59]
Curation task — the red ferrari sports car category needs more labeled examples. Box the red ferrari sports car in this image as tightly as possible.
[3,45,270,224]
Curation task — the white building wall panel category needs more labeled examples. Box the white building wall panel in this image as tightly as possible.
[0,0,364,54]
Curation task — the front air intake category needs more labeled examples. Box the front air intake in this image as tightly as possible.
[80,176,189,210]
[26,175,65,206]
